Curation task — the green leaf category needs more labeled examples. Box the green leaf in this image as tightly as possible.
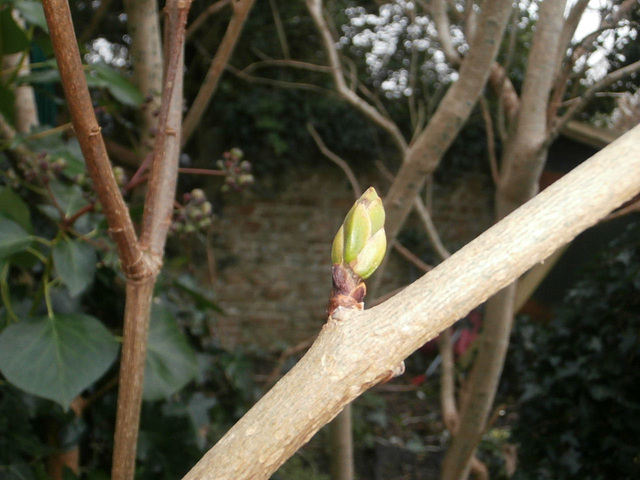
[13,0,48,32]
[87,62,143,107]
[48,181,88,219]
[0,217,32,259]
[52,238,97,297]
[172,275,224,314]
[0,187,32,232]
[144,305,197,401]
[0,7,29,55]
[0,313,119,409]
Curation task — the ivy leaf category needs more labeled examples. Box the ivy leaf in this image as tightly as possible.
[13,0,49,32]
[0,314,119,409]
[87,62,143,107]
[0,7,29,55]
[53,238,97,297]
[0,187,32,232]
[0,217,32,259]
[143,305,197,400]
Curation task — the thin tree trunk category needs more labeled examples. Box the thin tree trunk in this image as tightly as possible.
[329,405,355,480]
[123,0,163,160]
[441,1,569,477]
[182,0,255,145]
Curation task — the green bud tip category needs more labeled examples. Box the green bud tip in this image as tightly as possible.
[331,187,386,279]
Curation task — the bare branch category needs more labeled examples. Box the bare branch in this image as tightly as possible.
[182,0,256,145]
[306,122,362,198]
[392,240,433,273]
[431,0,462,65]
[305,0,408,153]
[229,64,337,97]
[550,59,640,141]
[414,197,451,261]
[139,0,191,259]
[181,125,640,480]
[42,0,146,279]
[186,0,231,39]
[480,97,500,186]
[269,0,290,59]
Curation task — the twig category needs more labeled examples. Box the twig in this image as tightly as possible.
[269,0,290,59]
[392,240,432,273]
[186,0,231,38]
[413,198,451,261]
[480,96,500,186]
[306,122,361,198]
[182,0,256,145]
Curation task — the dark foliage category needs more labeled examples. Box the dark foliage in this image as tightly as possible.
[509,220,640,479]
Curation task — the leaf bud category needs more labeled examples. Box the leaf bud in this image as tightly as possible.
[331,187,386,280]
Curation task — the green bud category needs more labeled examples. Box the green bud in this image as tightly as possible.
[331,187,386,280]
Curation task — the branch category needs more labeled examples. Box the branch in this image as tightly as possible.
[480,97,500,186]
[182,0,256,145]
[381,0,513,251]
[305,0,408,153]
[186,0,231,38]
[431,0,462,65]
[42,0,147,279]
[269,0,290,59]
[549,59,640,141]
[181,125,640,480]
[306,122,361,197]
[138,0,190,259]
[228,64,336,96]
[413,197,451,261]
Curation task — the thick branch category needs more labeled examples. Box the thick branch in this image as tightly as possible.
[42,0,146,279]
[182,0,255,145]
[499,0,568,207]
[181,124,640,480]
[382,0,512,248]
[431,0,461,65]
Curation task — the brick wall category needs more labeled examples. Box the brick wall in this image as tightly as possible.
[209,166,492,349]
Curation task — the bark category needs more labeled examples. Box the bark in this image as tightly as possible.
[180,125,640,480]
[182,0,256,145]
[123,0,164,159]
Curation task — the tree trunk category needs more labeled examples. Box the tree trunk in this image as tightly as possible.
[441,1,569,477]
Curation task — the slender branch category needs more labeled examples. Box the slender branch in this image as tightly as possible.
[549,59,640,142]
[306,122,362,198]
[228,64,337,96]
[186,0,231,38]
[305,0,408,153]
[242,58,333,75]
[269,0,290,59]
[181,125,640,480]
[480,97,500,186]
[182,0,256,145]
[392,240,433,273]
[431,0,462,65]
[139,1,191,259]
[413,198,451,261]
[41,0,146,279]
